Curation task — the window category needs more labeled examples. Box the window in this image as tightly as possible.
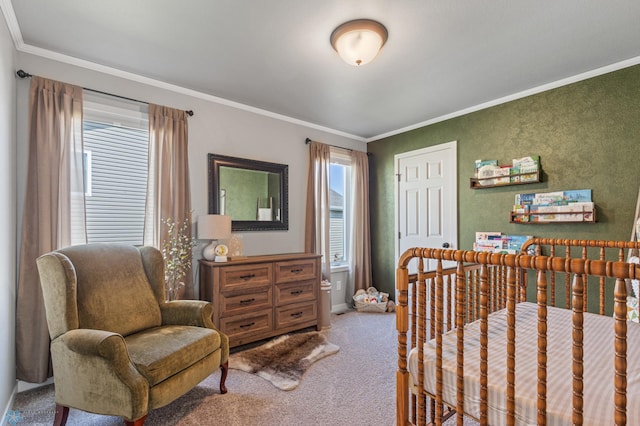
[329,150,352,267]
[72,92,149,245]
[71,151,92,197]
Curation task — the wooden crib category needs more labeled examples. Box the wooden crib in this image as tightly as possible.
[396,239,640,426]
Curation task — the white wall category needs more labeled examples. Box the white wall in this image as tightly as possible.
[14,53,365,297]
[0,11,18,419]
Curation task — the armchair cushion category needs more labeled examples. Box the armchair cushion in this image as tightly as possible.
[125,325,220,386]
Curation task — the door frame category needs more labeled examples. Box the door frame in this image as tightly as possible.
[394,141,458,265]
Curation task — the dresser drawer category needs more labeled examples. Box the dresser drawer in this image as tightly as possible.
[220,287,272,316]
[221,309,273,343]
[275,301,317,329]
[275,259,317,283]
[275,280,316,306]
[219,264,272,291]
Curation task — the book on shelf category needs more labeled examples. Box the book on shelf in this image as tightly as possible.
[515,189,592,206]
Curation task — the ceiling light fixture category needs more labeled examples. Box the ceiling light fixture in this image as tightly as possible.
[330,19,388,66]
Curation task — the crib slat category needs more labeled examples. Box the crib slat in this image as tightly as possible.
[430,270,436,347]
[472,269,478,321]
[518,264,527,302]
[434,259,444,425]
[479,263,489,424]
[455,261,465,426]
[537,270,548,426]
[429,268,436,424]
[572,274,584,425]
[500,266,507,310]
[600,247,606,315]
[506,266,516,426]
[550,245,556,307]
[565,247,571,310]
[417,259,427,425]
[410,278,417,425]
[614,277,627,426]
[582,247,588,312]
[395,265,409,426]
[491,267,497,313]
[447,274,453,332]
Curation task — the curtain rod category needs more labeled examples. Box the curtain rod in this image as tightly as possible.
[305,137,371,155]
[16,69,194,117]
[305,137,352,151]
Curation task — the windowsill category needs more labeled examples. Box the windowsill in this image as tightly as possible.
[330,264,349,273]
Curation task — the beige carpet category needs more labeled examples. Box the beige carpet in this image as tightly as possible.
[11,310,398,426]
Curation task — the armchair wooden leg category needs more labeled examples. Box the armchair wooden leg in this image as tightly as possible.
[124,414,147,425]
[53,404,69,426]
[220,361,229,394]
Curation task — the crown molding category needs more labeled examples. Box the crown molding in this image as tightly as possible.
[367,55,640,142]
[18,42,367,142]
[0,0,23,47]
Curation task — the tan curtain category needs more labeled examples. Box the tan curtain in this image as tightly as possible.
[16,77,84,382]
[304,141,331,280]
[144,104,192,296]
[348,150,373,299]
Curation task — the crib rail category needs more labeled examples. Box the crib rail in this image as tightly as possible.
[396,247,640,426]
[521,238,640,314]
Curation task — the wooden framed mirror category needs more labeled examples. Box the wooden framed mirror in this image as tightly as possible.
[208,153,289,231]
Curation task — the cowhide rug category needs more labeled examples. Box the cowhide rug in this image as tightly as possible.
[229,331,339,391]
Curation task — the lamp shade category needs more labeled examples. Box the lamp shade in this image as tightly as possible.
[330,19,388,66]
[197,215,232,240]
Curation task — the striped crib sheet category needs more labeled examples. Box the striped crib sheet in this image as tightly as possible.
[409,302,640,425]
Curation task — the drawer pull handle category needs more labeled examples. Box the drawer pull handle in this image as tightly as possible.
[240,273,256,280]
[290,268,303,274]
[240,298,255,305]
[291,312,304,318]
[290,290,304,295]
[239,322,255,329]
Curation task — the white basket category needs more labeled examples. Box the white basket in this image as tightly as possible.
[353,287,389,313]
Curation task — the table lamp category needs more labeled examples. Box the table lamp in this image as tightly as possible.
[197,214,232,262]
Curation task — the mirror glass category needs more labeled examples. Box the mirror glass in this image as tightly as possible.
[208,153,288,231]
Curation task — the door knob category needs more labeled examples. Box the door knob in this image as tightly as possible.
[442,242,450,248]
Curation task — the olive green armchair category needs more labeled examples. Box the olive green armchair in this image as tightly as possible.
[36,243,229,426]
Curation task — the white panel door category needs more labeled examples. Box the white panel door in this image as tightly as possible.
[395,142,457,273]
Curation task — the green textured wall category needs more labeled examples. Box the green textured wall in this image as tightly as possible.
[220,168,269,220]
[367,64,640,297]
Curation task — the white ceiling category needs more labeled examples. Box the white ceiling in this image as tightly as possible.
[4,0,640,140]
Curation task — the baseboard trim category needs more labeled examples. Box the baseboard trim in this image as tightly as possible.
[17,377,53,393]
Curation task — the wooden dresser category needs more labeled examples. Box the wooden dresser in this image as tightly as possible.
[199,253,321,347]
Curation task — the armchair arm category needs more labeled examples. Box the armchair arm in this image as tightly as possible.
[62,329,130,358]
[160,300,229,364]
[52,329,149,421]
[160,300,215,328]
[59,329,144,384]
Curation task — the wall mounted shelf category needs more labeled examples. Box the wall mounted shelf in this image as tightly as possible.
[470,169,542,189]
[510,208,596,224]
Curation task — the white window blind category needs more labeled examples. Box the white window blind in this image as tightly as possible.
[77,91,149,245]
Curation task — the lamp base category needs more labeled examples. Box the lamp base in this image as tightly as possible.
[202,241,217,261]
